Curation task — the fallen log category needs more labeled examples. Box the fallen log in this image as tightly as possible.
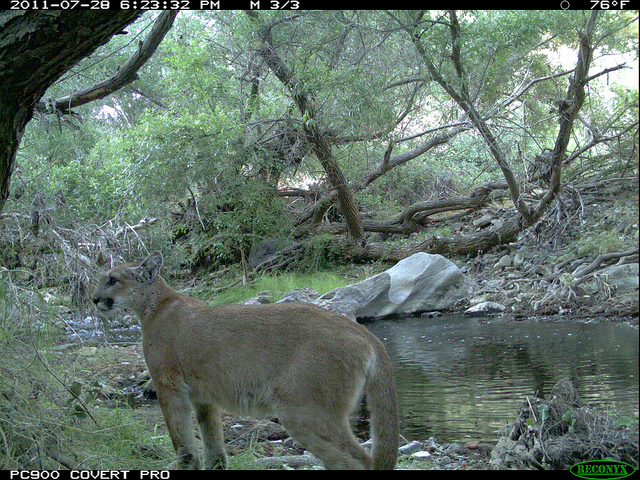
[572,248,639,284]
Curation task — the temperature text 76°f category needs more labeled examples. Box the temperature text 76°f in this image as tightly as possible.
[590,0,631,8]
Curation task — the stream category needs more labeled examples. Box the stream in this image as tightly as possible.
[65,313,639,444]
[365,314,639,443]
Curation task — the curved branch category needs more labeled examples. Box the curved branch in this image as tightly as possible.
[573,248,639,285]
[585,62,628,83]
[401,11,531,223]
[34,11,178,116]
[292,122,470,231]
[487,68,574,116]
[564,120,640,167]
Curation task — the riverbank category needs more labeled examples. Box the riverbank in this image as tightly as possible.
[5,253,636,469]
[2,301,636,469]
[59,330,636,471]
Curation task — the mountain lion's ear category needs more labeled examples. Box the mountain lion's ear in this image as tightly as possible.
[133,251,163,284]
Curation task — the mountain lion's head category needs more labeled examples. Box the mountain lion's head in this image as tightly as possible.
[92,252,163,314]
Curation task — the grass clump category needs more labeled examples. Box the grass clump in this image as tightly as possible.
[0,339,173,470]
[205,271,365,306]
[0,275,173,470]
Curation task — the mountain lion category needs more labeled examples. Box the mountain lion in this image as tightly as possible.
[92,252,399,470]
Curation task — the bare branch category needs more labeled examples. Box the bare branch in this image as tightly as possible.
[585,62,629,83]
[399,11,532,222]
[573,249,639,284]
[564,120,640,167]
[382,76,425,91]
[488,68,574,116]
[34,11,178,116]
[394,119,471,143]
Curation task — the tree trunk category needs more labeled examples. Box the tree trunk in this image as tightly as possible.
[303,121,365,240]
[0,103,31,216]
[532,11,599,219]
[332,214,523,263]
[0,11,145,214]
[246,11,365,241]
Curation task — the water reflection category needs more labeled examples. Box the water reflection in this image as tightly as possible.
[365,315,639,443]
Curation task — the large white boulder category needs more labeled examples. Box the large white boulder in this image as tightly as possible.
[318,252,476,319]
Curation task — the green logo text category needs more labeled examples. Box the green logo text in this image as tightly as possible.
[570,460,636,480]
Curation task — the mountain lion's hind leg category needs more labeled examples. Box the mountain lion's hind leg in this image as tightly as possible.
[281,411,372,470]
[195,402,227,469]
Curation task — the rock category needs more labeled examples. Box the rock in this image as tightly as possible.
[274,287,320,304]
[494,254,512,270]
[318,253,477,319]
[465,301,507,315]
[444,443,463,455]
[412,451,432,460]
[490,218,504,229]
[477,254,496,267]
[314,298,357,322]
[243,290,273,305]
[596,263,638,293]
[399,440,423,456]
[244,253,476,321]
[273,287,357,321]
[473,213,494,228]
[513,248,527,268]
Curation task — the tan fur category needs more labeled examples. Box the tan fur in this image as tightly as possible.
[92,252,399,470]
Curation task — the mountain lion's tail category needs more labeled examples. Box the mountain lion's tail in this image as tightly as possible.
[366,343,399,470]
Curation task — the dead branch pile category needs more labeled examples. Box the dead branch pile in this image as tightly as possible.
[490,378,638,470]
[1,204,158,312]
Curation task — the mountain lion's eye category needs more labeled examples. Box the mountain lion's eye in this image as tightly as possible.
[107,277,118,286]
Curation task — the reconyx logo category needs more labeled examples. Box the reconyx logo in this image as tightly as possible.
[570,460,636,480]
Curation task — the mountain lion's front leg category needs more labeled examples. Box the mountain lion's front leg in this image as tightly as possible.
[156,385,200,469]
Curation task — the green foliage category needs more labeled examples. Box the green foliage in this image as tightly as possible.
[613,415,635,428]
[207,270,361,306]
[0,292,171,469]
[190,176,291,268]
[1,12,637,470]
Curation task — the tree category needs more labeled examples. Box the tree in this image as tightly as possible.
[238,11,635,262]
[0,11,177,215]
[166,11,634,267]
[350,10,602,259]
[246,11,365,241]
